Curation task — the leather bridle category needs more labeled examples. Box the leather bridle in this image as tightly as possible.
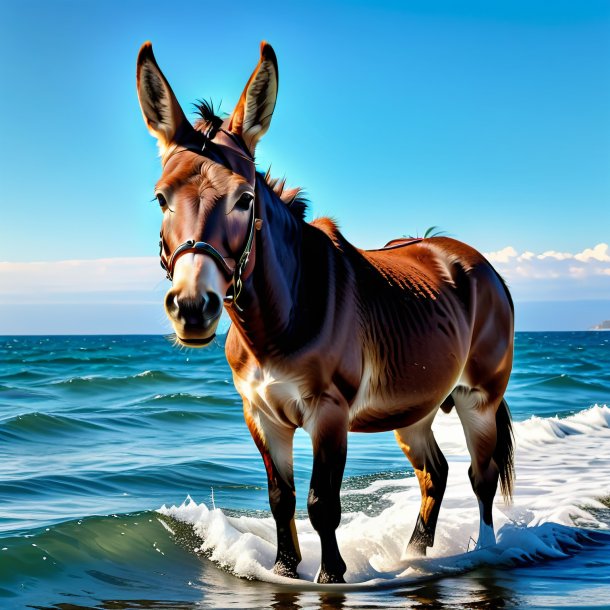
[158,122,259,310]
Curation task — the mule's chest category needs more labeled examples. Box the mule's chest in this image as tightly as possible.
[232,365,308,428]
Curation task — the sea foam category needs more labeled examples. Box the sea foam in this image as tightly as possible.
[159,405,610,586]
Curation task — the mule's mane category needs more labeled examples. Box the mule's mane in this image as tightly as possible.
[193,99,308,221]
[262,170,308,221]
[193,99,223,131]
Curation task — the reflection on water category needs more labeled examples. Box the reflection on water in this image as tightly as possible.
[394,570,520,609]
[32,572,519,610]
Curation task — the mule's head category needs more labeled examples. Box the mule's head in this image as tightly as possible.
[136,42,278,346]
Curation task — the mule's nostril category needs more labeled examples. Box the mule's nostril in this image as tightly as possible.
[202,291,222,321]
[165,291,179,316]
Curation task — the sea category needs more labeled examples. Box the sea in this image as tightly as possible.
[0,331,609,609]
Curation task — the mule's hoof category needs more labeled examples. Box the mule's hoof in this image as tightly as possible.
[273,560,299,579]
[316,570,345,584]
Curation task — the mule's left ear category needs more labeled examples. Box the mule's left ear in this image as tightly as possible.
[228,42,278,154]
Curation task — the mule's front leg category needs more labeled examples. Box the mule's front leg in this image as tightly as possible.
[244,405,301,578]
[307,394,348,584]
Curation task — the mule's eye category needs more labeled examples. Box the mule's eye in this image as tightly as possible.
[233,192,253,211]
[156,193,167,208]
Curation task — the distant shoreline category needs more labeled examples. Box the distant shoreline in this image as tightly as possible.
[590,320,610,330]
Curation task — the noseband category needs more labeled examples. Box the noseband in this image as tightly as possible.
[158,123,259,311]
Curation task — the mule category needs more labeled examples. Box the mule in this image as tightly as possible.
[136,41,514,584]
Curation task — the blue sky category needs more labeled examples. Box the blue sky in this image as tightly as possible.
[1,0,609,332]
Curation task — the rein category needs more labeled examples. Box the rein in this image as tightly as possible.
[158,123,260,311]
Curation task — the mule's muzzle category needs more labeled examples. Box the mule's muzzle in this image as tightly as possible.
[164,289,223,347]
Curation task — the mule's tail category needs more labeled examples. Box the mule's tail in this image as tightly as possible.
[494,398,515,502]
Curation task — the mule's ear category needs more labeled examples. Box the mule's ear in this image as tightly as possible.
[228,41,278,154]
[136,42,190,154]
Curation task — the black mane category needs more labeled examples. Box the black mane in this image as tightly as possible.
[194,99,223,131]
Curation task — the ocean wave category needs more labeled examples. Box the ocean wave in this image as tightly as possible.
[159,405,610,585]
[517,373,610,393]
[0,460,264,503]
[0,512,184,595]
[516,404,610,445]
[0,369,47,382]
[0,411,107,442]
[128,392,240,413]
[48,369,181,390]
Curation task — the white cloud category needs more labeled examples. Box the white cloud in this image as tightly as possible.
[538,250,573,261]
[574,243,610,262]
[0,257,166,302]
[485,243,610,280]
[484,243,610,301]
[484,246,518,263]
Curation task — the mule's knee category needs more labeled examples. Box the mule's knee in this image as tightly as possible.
[307,485,341,534]
[269,478,296,522]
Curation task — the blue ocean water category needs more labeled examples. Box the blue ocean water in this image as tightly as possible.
[0,332,609,609]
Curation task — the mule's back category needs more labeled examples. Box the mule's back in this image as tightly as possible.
[324,235,514,431]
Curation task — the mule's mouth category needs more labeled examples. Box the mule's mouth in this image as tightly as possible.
[176,334,216,348]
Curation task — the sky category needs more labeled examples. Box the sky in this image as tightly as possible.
[1,0,609,333]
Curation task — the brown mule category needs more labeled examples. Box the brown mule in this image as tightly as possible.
[137,41,514,584]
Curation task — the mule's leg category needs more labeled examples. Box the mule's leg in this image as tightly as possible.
[453,388,501,549]
[244,405,301,577]
[307,395,349,584]
[395,412,448,556]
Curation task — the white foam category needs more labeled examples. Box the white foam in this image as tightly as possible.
[159,405,610,585]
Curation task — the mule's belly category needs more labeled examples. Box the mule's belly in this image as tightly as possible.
[348,401,435,433]
[346,352,464,433]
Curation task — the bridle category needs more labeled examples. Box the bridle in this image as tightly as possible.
[158,122,259,311]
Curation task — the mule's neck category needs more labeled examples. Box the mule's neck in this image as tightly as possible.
[227,173,303,356]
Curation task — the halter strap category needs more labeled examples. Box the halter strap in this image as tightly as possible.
[158,122,259,311]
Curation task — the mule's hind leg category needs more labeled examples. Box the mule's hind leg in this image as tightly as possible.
[244,403,301,578]
[395,411,449,556]
[453,388,513,549]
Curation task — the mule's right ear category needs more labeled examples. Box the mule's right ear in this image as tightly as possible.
[136,42,190,154]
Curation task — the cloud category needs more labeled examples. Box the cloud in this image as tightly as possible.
[484,243,610,301]
[0,257,167,303]
[538,250,573,261]
[485,243,610,278]
[484,246,517,263]
[574,243,610,263]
